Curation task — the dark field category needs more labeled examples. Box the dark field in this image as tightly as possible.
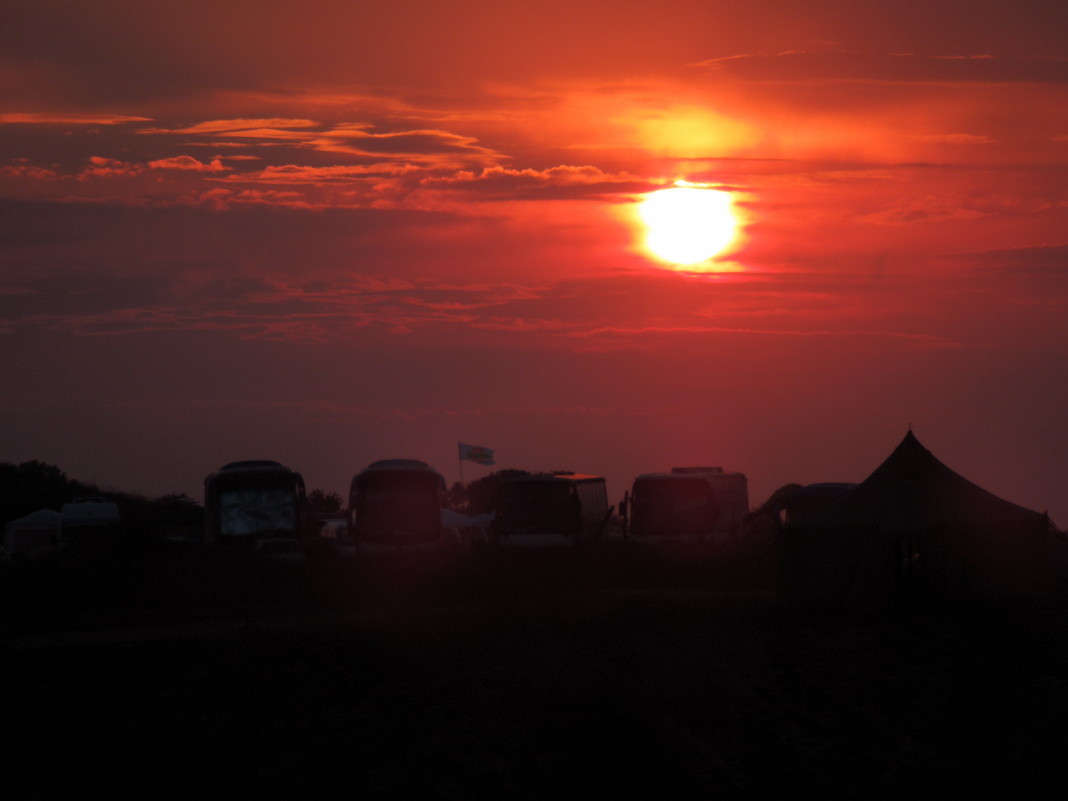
[3,546,1068,799]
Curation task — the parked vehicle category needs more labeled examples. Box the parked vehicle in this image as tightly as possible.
[348,459,447,552]
[3,509,61,559]
[204,460,307,553]
[490,473,611,547]
[777,482,856,525]
[59,497,122,551]
[622,466,749,545]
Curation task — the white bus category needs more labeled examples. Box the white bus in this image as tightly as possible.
[59,497,122,551]
[623,467,749,545]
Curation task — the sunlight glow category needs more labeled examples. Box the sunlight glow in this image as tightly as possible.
[639,183,738,266]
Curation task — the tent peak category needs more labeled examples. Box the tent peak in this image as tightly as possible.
[896,428,928,453]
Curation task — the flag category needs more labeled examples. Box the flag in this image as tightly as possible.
[458,442,495,466]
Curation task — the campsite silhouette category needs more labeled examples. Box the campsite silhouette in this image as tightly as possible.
[2,431,1067,797]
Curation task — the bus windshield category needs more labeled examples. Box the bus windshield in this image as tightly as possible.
[356,471,441,541]
[633,477,714,537]
[219,487,297,536]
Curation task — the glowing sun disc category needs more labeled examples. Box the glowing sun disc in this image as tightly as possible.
[639,186,737,265]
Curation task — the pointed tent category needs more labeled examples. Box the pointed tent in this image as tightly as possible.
[780,431,1061,605]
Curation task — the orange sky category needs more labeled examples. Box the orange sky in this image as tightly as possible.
[2,0,1066,522]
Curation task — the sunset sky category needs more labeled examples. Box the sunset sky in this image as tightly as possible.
[2,0,1066,523]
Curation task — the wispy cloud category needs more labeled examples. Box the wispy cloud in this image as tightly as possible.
[695,51,1068,84]
[1,162,62,180]
[859,194,991,225]
[0,113,153,125]
[139,118,319,135]
[147,156,229,172]
[420,165,648,200]
[908,133,998,145]
[75,155,231,179]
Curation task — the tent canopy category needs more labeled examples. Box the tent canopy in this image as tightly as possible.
[781,431,1061,604]
[793,430,1051,534]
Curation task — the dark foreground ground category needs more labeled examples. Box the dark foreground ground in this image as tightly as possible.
[3,544,1068,799]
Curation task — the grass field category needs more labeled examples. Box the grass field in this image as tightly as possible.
[3,545,1068,798]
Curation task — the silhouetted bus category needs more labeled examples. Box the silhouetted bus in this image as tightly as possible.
[490,473,611,547]
[204,460,307,552]
[622,467,749,545]
[348,459,446,551]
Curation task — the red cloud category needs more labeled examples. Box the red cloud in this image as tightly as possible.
[79,157,141,178]
[75,155,233,181]
[140,118,319,135]
[1,162,61,180]
[696,51,1068,84]
[425,165,640,187]
[228,164,411,184]
[0,113,153,125]
[147,156,230,172]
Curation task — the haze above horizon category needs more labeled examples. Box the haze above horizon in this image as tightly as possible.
[1,0,1065,524]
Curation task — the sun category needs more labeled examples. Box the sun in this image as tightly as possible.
[638,183,738,266]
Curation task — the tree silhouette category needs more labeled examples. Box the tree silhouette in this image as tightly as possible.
[146,493,204,528]
[445,481,467,512]
[0,460,95,523]
[306,489,344,515]
[449,469,533,515]
[0,460,206,543]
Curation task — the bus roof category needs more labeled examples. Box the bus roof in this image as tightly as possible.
[634,470,747,482]
[500,473,604,485]
[216,460,289,472]
[206,460,301,484]
[360,459,440,474]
